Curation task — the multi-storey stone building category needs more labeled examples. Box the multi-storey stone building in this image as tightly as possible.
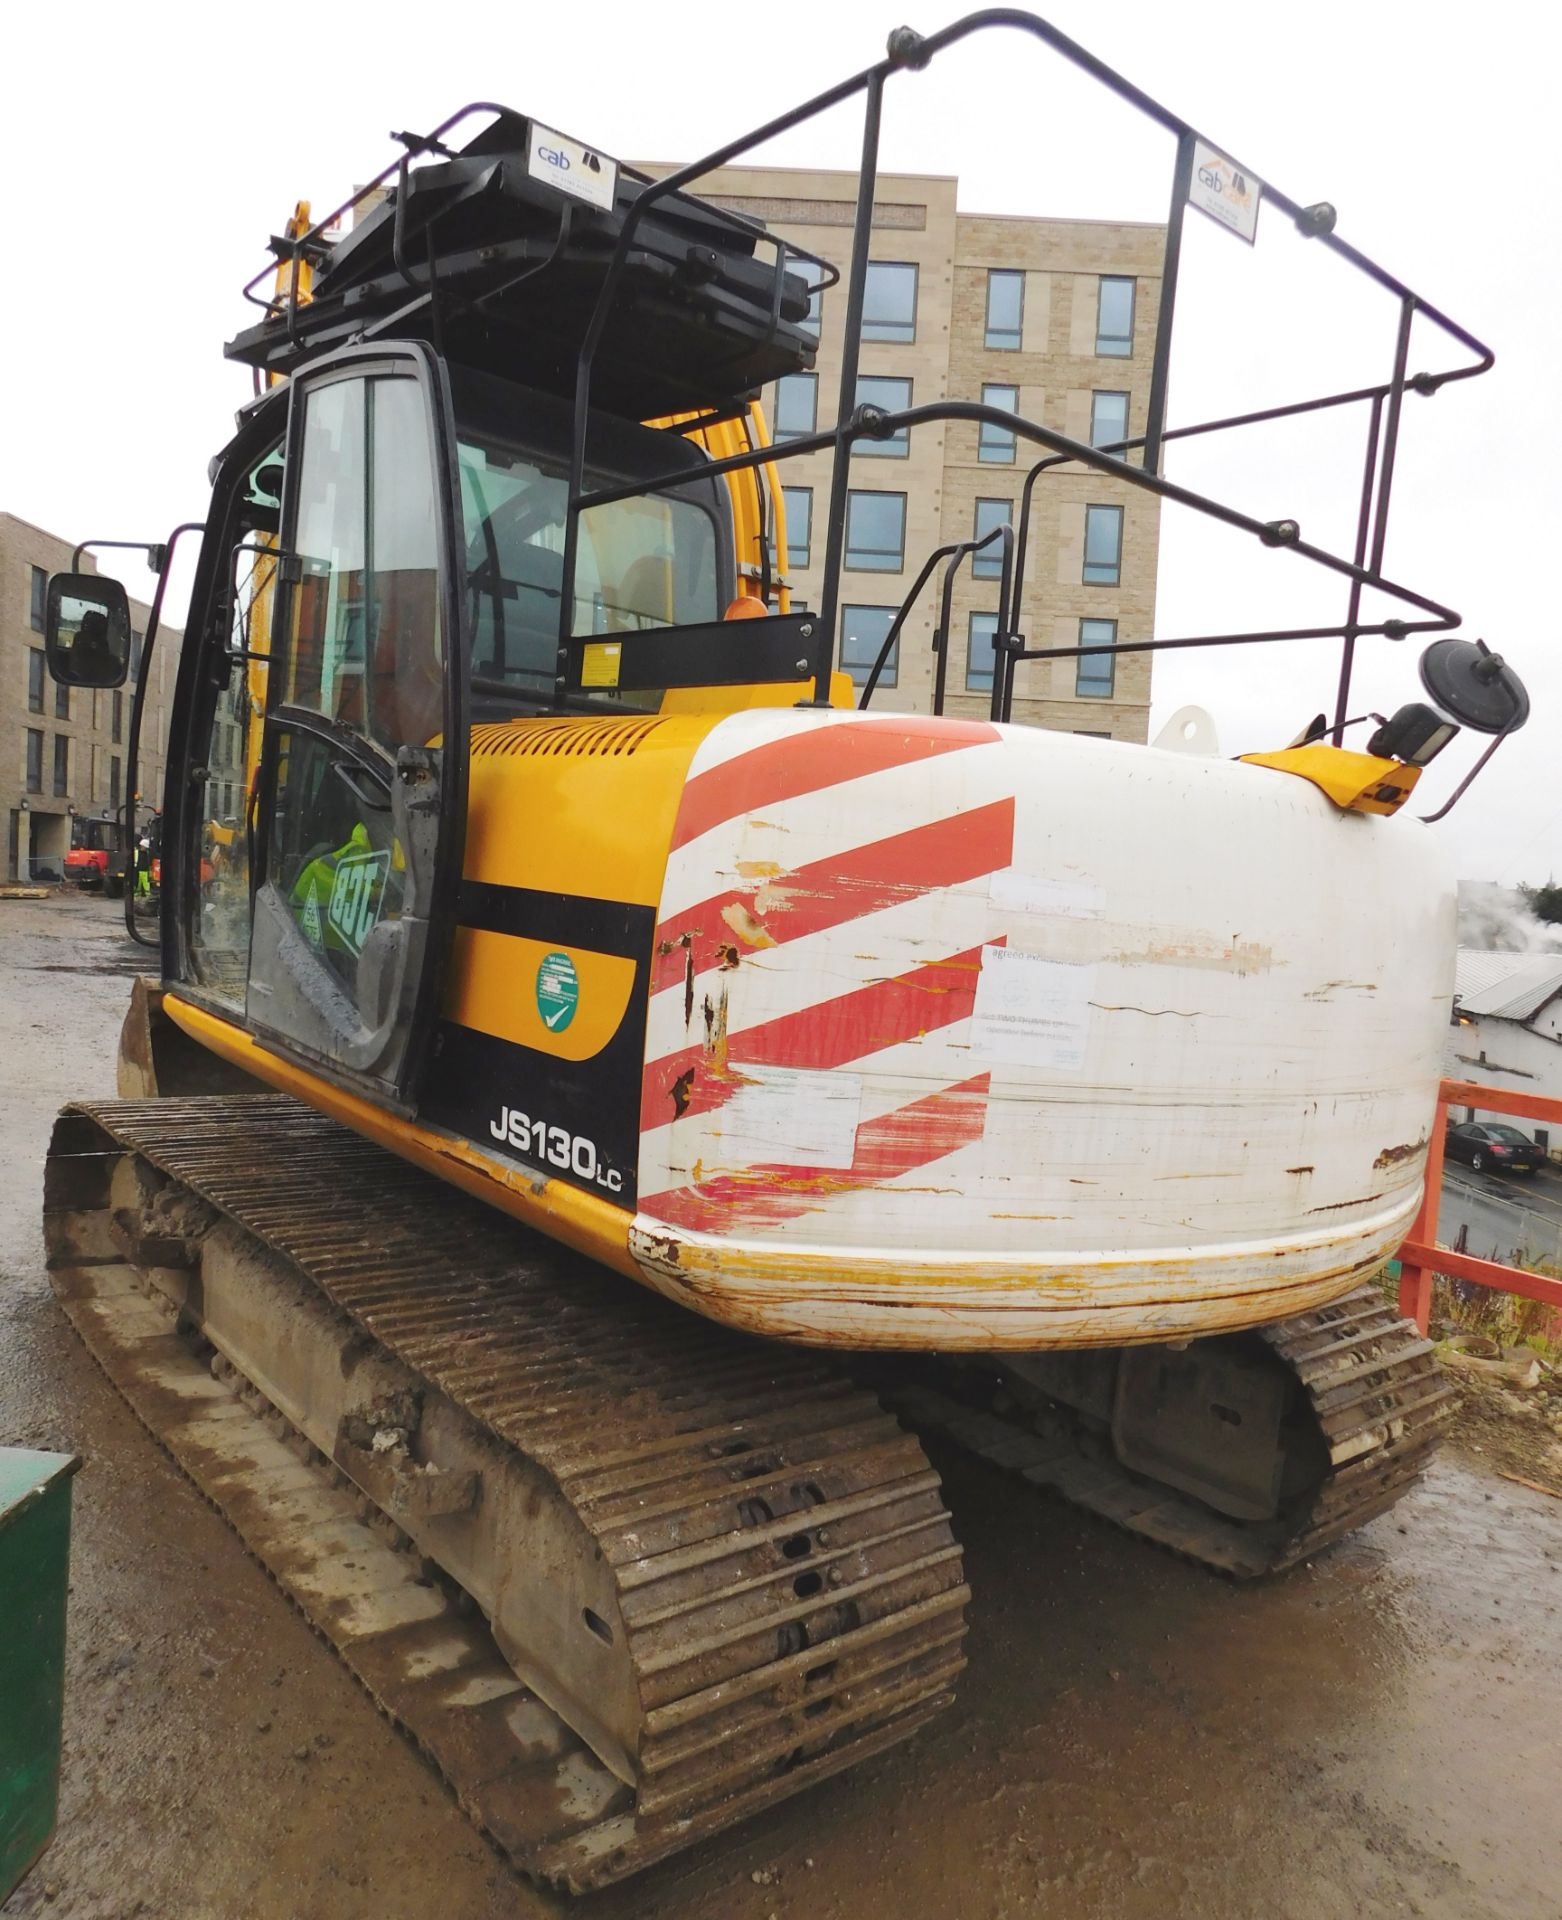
[1,512,181,883]
[685,164,1165,739]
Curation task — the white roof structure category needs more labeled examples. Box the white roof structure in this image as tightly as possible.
[1454,947,1562,1022]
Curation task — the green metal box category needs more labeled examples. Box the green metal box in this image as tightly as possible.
[0,1449,81,1902]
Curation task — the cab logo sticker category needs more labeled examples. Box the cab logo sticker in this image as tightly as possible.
[536,950,579,1032]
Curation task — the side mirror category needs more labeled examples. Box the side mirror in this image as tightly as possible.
[46,573,132,688]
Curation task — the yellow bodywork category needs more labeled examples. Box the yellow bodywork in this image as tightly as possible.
[1237,744,1422,815]
[161,991,642,1276]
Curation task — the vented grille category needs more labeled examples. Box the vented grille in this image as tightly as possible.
[471,716,667,759]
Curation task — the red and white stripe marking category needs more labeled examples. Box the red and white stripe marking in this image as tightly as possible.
[639,710,1015,1236]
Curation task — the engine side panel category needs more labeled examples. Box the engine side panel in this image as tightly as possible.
[628,709,1453,1347]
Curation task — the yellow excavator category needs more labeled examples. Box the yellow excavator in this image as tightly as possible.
[39,15,1528,1892]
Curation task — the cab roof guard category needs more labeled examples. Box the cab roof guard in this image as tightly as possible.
[558,8,1493,746]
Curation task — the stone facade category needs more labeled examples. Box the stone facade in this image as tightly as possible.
[693,164,1166,739]
[1,512,181,882]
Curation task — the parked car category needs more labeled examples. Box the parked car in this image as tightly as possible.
[1444,1120,1548,1176]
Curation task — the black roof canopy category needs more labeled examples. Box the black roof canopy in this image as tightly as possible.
[226,107,824,420]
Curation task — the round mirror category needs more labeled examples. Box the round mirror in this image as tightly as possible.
[1419,638,1530,735]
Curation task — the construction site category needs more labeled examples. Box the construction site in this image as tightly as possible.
[4,7,1560,1917]
[3,891,1559,1917]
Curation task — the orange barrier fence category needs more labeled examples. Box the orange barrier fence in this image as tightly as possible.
[1396,1077,1562,1334]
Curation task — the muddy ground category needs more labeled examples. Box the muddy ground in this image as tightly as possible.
[2,892,1560,1920]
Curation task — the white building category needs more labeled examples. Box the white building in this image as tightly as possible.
[1447,947,1562,1148]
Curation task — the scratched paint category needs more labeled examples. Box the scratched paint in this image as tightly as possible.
[631,708,1457,1349]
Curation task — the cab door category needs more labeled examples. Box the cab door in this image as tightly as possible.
[246,345,467,1110]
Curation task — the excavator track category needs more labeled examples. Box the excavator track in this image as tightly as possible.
[43,1095,968,1893]
[891,1286,1454,1577]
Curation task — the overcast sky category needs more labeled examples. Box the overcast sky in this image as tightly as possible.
[5,0,1554,883]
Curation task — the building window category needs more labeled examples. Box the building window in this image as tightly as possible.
[804,283,823,339]
[855,375,912,456]
[979,384,1018,463]
[1096,276,1135,356]
[130,631,144,680]
[774,372,818,441]
[112,691,123,743]
[28,648,45,714]
[972,497,1012,578]
[1083,504,1123,585]
[54,677,70,720]
[110,755,121,809]
[30,566,47,633]
[861,262,917,343]
[53,735,69,797]
[1090,391,1131,454]
[781,487,813,570]
[840,605,899,688]
[1077,618,1117,697]
[845,491,907,572]
[26,729,43,794]
[967,611,999,692]
[985,270,1024,350]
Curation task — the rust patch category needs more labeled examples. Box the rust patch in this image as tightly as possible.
[716,944,741,972]
[1306,1193,1385,1215]
[1305,979,1379,1001]
[658,931,697,1026]
[670,1067,695,1119]
[702,986,730,1071]
[720,901,776,948]
[1373,1137,1427,1170]
[637,1230,682,1272]
[1286,1165,1315,1176]
[734,858,784,880]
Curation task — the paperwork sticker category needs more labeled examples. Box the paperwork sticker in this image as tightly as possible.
[715,1066,863,1170]
[971,946,1094,1072]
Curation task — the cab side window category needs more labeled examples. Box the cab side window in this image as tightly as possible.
[287,375,443,751]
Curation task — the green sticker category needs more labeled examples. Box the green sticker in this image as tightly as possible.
[536,950,579,1033]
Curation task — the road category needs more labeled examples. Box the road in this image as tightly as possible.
[1438,1157,1562,1270]
[2,892,1561,1920]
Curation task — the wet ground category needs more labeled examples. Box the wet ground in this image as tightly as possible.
[2,892,1560,1920]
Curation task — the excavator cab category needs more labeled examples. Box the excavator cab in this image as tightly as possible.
[162,343,781,1111]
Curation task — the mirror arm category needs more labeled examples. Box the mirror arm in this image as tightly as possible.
[121,522,206,948]
[71,537,171,575]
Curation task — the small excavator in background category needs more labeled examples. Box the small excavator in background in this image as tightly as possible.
[62,812,129,898]
[37,12,1528,1891]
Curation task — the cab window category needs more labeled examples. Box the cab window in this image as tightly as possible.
[287,375,443,749]
[459,435,719,698]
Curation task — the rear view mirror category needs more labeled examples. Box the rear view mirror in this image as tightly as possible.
[46,573,131,688]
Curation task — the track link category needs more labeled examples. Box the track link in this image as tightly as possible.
[44,1096,967,1891]
[892,1284,1453,1577]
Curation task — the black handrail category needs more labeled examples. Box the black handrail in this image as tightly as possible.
[548,8,1490,719]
